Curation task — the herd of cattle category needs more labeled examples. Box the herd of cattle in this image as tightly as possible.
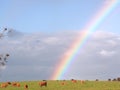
[0,79,85,89]
[1,78,119,89]
[0,80,47,89]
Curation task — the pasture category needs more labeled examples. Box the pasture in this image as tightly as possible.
[1,80,120,90]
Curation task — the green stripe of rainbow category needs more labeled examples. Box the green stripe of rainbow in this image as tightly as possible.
[51,0,119,80]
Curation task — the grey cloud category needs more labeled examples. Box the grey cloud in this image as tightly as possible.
[0,30,120,81]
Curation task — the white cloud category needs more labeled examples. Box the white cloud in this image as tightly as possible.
[0,30,120,81]
[99,49,116,57]
[92,31,119,40]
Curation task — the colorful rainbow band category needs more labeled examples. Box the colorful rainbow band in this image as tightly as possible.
[51,0,119,80]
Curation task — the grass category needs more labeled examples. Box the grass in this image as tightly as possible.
[1,80,120,90]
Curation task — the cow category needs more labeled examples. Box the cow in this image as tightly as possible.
[61,82,65,85]
[0,83,8,88]
[24,84,28,89]
[12,82,20,87]
[80,80,85,84]
[7,82,11,85]
[39,81,47,87]
[12,82,17,87]
[71,79,77,83]
[16,83,20,87]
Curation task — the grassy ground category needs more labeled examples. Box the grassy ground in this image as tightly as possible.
[0,80,120,90]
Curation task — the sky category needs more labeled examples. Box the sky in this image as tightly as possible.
[0,0,120,33]
[0,0,120,81]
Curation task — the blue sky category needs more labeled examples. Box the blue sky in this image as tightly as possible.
[0,0,120,33]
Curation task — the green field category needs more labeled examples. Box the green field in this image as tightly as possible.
[1,80,120,90]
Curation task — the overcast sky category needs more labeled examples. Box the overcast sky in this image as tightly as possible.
[0,0,120,81]
[0,30,120,81]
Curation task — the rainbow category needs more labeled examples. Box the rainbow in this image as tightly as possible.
[51,0,119,80]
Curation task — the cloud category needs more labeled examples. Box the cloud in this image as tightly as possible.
[0,30,120,81]
[7,28,24,38]
[99,49,116,57]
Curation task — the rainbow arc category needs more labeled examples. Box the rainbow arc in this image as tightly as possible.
[51,0,119,80]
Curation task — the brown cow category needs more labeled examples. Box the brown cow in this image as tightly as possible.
[12,82,20,87]
[71,79,77,83]
[61,82,65,85]
[39,81,47,87]
[80,80,85,84]
[1,83,8,88]
[24,84,28,89]
[7,82,11,85]
[16,83,20,87]
[12,82,17,87]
